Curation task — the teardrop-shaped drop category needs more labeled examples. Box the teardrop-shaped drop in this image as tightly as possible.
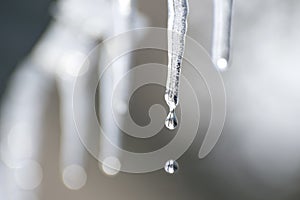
[165,109,178,130]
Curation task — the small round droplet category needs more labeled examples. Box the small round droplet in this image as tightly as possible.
[164,160,179,174]
[165,109,178,130]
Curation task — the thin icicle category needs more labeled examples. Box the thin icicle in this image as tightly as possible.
[212,0,233,70]
[165,0,189,130]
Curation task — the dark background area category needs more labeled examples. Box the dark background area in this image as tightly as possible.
[0,0,53,100]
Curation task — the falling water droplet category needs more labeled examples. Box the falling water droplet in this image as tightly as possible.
[164,160,179,174]
[165,109,178,130]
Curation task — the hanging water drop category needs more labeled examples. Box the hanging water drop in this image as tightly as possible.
[164,160,179,174]
[165,0,189,130]
[165,109,178,130]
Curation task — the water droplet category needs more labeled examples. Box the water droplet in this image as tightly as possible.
[165,109,178,130]
[164,160,179,174]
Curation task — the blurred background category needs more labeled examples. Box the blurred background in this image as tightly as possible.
[1,0,300,199]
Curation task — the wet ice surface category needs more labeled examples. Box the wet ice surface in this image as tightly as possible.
[165,0,188,130]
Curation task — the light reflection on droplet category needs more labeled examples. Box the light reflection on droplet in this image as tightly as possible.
[62,164,87,190]
[164,160,179,174]
[165,109,178,130]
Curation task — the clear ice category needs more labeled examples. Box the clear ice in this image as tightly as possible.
[165,0,189,130]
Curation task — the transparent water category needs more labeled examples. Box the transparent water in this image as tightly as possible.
[164,160,179,174]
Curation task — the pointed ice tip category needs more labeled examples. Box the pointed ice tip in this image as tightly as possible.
[216,58,228,71]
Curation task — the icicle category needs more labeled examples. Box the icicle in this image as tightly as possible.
[165,0,189,130]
